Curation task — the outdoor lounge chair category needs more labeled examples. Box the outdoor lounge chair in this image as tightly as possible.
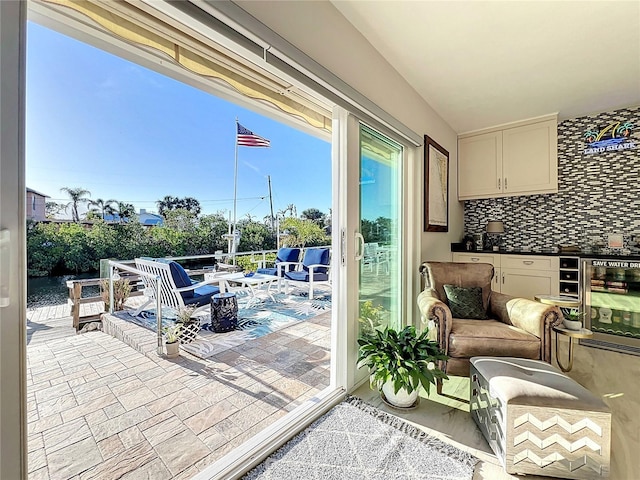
[133,257,222,316]
[283,247,331,300]
[256,247,301,276]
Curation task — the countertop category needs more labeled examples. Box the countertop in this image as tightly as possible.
[451,247,640,261]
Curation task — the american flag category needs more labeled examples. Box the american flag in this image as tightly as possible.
[237,123,271,147]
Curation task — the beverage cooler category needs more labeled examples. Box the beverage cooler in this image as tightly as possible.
[582,258,640,355]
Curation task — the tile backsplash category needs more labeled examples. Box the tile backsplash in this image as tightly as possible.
[464,105,640,254]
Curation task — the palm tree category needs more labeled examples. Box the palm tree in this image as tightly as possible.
[286,203,297,217]
[617,122,634,138]
[583,130,599,143]
[115,202,136,224]
[60,187,91,222]
[88,198,116,221]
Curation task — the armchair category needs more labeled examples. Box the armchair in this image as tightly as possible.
[417,262,562,393]
[256,247,301,276]
[283,247,331,300]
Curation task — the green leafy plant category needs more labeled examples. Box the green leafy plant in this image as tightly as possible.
[175,305,198,324]
[358,300,387,336]
[565,309,586,322]
[357,325,448,396]
[163,323,182,344]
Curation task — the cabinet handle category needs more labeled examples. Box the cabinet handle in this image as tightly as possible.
[523,260,534,265]
[505,177,508,190]
[502,272,505,284]
[471,257,480,262]
[498,178,501,189]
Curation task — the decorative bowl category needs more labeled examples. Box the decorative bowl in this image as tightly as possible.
[563,319,582,331]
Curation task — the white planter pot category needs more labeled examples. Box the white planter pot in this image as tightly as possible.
[165,341,180,359]
[381,381,419,408]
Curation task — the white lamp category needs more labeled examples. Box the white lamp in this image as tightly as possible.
[486,221,505,251]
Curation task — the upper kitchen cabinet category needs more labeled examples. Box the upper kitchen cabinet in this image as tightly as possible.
[458,114,558,200]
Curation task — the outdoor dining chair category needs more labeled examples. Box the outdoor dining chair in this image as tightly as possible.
[282,247,331,300]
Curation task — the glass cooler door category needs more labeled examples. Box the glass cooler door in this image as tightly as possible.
[583,259,640,355]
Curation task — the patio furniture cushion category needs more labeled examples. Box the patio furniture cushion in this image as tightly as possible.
[285,271,329,282]
[154,259,197,298]
[257,248,301,276]
[183,284,220,307]
[302,248,330,273]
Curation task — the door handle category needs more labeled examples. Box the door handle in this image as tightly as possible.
[354,232,365,261]
[0,229,10,307]
[340,229,346,266]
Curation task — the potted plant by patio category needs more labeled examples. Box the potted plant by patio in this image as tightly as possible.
[163,323,182,358]
[357,325,448,408]
[175,305,200,344]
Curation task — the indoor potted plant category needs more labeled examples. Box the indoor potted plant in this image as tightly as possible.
[357,325,448,408]
[163,323,182,358]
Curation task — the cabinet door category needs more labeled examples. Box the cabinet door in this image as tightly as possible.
[458,131,502,200]
[502,120,557,195]
[501,268,559,299]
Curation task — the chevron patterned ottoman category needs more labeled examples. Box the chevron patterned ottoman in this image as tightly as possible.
[470,357,611,479]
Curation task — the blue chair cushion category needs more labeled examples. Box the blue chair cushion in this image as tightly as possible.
[183,285,220,307]
[256,267,278,276]
[277,248,301,264]
[302,248,330,274]
[285,271,329,282]
[161,260,195,299]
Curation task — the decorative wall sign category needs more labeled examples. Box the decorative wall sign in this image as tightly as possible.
[424,135,449,232]
[583,120,635,155]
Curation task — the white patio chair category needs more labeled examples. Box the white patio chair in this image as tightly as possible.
[132,258,222,317]
[282,248,331,300]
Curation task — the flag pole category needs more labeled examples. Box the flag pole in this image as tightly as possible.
[232,118,239,264]
[267,174,275,231]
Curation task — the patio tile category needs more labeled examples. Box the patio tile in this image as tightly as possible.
[183,399,238,435]
[172,396,211,421]
[96,434,125,460]
[79,440,156,480]
[28,412,63,435]
[118,425,146,448]
[46,436,102,479]
[28,432,44,453]
[142,414,187,446]
[28,447,47,473]
[120,458,172,480]
[118,386,158,411]
[225,391,258,410]
[103,402,127,419]
[42,417,92,454]
[29,466,50,480]
[90,406,152,442]
[154,429,210,476]
[136,409,174,432]
[145,388,197,416]
[61,393,117,422]
[34,382,71,404]
[198,427,228,451]
[109,377,144,397]
[74,385,112,405]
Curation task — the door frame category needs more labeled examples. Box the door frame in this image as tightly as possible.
[0,1,28,478]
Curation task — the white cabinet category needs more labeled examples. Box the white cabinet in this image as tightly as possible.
[452,253,559,298]
[499,255,559,299]
[458,115,558,200]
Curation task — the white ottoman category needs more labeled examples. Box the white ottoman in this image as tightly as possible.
[470,357,611,479]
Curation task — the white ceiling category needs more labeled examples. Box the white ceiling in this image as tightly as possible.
[332,1,640,133]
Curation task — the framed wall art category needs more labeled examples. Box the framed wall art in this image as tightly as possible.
[424,135,449,232]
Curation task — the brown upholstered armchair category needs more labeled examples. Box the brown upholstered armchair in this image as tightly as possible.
[417,262,563,393]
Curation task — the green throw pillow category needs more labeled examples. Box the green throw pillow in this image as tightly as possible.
[443,284,488,319]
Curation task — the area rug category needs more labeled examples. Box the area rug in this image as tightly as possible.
[243,395,478,480]
[118,285,331,359]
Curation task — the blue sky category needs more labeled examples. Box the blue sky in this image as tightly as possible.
[26,22,331,222]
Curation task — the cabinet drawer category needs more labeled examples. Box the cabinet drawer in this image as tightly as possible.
[501,255,558,271]
[452,253,500,266]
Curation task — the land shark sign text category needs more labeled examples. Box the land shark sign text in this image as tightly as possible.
[583,121,635,155]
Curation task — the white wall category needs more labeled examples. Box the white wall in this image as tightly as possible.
[236,0,463,264]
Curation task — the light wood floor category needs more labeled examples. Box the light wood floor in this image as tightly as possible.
[352,377,561,480]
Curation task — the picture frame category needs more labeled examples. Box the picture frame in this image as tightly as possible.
[424,135,449,232]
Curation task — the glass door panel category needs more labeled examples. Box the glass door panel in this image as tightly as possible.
[358,125,403,336]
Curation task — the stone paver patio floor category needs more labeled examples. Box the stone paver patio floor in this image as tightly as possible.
[27,311,331,479]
